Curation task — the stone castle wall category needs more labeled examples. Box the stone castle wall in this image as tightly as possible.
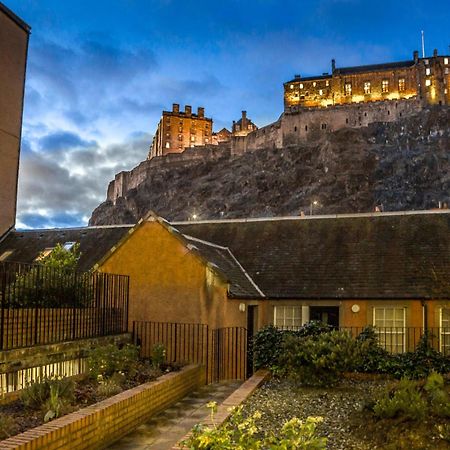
[108,144,231,203]
[108,97,426,203]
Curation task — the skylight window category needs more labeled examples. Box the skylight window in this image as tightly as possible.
[63,242,76,251]
[35,248,54,261]
[0,250,14,261]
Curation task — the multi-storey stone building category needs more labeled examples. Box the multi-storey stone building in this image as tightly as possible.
[284,50,449,111]
[232,111,258,137]
[0,2,30,239]
[148,104,213,159]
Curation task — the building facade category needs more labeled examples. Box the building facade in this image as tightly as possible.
[148,104,213,159]
[0,2,30,239]
[284,50,450,111]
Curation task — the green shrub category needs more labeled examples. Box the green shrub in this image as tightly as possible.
[373,378,427,420]
[279,330,359,386]
[0,413,18,440]
[252,322,334,371]
[355,326,390,373]
[182,402,326,449]
[21,376,75,410]
[424,372,450,417]
[151,343,166,369]
[87,343,140,380]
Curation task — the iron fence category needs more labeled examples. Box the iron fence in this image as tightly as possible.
[275,325,450,355]
[0,261,129,350]
[133,321,248,383]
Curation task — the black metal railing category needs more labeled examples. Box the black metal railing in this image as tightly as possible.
[133,321,248,384]
[0,262,129,350]
[274,325,450,355]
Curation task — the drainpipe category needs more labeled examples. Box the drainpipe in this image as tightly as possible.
[421,300,428,333]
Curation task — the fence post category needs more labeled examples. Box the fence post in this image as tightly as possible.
[0,265,6,350]
[34,265,41,345]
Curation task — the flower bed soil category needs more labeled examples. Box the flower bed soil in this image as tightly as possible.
[0,363,181,440]
[241,375,450,450]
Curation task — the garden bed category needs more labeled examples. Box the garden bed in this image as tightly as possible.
[241,375,450,450]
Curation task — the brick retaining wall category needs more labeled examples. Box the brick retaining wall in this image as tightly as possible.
[0,364,205,450]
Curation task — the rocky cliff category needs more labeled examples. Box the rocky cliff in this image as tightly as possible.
[89,107,450,225]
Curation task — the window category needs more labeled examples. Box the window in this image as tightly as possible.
[382,79,389,93]
[425,79,432,87]
[190,136,195,142]
[35,248,54,262]
[364,81,371,94]
[326,80,330,87]
[274,306,302,329]
[445,58,449,65]
[344,82,352,96]
[165,142,170,148]
[440,308,450,355]
[248,124,252,130]
[178,134,183,141]
[373,307,406,353]
[319,89,323,95]
[446,68,449,75]
[426,68,431,76]
[398,78,406,92]
[313,81,317,87]
[63,242,76,251]
[321,123,327,130]
[0,250,14,261]
[299,83,304,89]
[290,84,294,89]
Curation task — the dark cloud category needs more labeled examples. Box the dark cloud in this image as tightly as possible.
[39,131,97,152]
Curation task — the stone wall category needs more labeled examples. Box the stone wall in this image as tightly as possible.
[0,364,205,450]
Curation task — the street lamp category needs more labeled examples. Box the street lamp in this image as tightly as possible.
[310,200,318,216]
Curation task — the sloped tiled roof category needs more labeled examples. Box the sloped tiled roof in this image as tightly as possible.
[0,226,133,271]
[174,211,450,299]
[183,235,264,298]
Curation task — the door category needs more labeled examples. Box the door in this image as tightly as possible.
[247,306,258,376]
[309,306,339,328]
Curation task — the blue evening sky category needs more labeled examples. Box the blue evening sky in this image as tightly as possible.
[6,0,449,229]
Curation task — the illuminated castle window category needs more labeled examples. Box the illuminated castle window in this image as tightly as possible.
[364,81,371,94]
[426,67,431,76]
[398,78,405,92]
[425,79,431,87]
[165,142,170,148]
[344,83,352,96]
[382,79,389,93]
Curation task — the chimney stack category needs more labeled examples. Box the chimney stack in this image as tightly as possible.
[172,103,180,113]
[197,107,204,118]
[413,50,419,63]
[185,105,192,115]
[331,59,336,72]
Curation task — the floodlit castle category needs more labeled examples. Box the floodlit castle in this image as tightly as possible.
[148,49,449,159]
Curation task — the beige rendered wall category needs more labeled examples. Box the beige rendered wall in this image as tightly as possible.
[0,8,29,238]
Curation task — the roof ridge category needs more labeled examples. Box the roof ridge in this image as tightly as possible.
[224,248,266,298]
[172,209,450,226]
[182,234,229,250]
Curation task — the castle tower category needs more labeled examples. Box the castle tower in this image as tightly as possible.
[232,111,258,137]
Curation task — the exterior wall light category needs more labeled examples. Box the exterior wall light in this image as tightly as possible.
[239,303,246,312]
[351,304,360,313]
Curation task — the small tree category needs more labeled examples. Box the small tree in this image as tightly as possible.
[9,244,91,307]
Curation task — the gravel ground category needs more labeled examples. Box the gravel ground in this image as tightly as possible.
[241,376,450,450]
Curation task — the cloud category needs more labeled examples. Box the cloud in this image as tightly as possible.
[38,131,97,152]
[17,132,152,229]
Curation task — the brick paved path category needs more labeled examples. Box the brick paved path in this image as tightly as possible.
[106,381,242,450]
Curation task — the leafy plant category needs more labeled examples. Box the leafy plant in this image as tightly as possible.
[44,384,63,422]
[424,372,450,417]
[87,343,140,380]
[354,326,390,373]
[151,343,166,369]
[0,413,18,440]
[279,330,359,386]
[96,377,123,399]
[373,378,427,420]
[182,402,326,449]
[21,376,75,410]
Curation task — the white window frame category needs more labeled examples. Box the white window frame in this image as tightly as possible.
[373,307,406,353]
[274,306,302,329]
[440,308,450,355]
[364,81,371,94]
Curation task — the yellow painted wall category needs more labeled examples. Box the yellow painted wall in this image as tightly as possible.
[98,219,246,330]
